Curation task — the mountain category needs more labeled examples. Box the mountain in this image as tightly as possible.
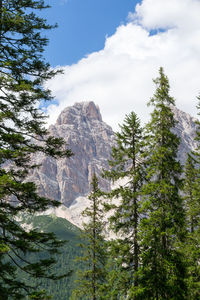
[16,103,199,297]
[28,101,114,207]
[27,102,198,227]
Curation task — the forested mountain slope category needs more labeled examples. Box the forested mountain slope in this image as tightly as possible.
[17,215,83,299]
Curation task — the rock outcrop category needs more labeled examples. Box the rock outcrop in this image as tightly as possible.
[28,102,198,209]
[171,106,198,163]
[28,101,115,207]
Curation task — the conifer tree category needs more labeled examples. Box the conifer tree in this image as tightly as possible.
[183,154,200,299]
[0,1,72,298]
[71,174,107,300]
[139,67,187,299]
[183,95,200,299]
[184,154,200,234]
[103,112,145,299]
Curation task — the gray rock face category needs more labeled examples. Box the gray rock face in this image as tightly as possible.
[29,101,115,207]
[171,106,198,164]
[28,102,198,208]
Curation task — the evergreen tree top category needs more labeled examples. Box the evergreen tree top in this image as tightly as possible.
[148,67,175,107]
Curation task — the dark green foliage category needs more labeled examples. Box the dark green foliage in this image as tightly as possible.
[182,95,200,299]
[184,155,200,233]
[183,155,200,299]
[103,112,146,299]
[71,174,107,300]
[138,67,187,299]
[16,214,84,300]
[0,0,72,298]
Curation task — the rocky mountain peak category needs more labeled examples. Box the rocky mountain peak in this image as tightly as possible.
[56,101,102,126]
[30,101,114,207]
[28,102,198,211]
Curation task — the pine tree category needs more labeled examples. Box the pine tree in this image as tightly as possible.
[183,154,200,299]
[71,174,107,300]
[0,1,72,298]
[183,95,200,299]
[103,112,146,299]
[138,67,187,299]
[184,154,200,234]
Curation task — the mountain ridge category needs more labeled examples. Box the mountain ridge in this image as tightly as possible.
[27,101,198,227]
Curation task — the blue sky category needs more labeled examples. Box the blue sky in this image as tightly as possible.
[44,0,200,131]
[43,0,140,66]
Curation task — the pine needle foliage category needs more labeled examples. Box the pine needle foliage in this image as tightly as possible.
[138,67,187,300]
[103,112,146,299]
[71,174,107,300]
[184,154,200,234]
[183,155,200,299]
[183,95,200,299]
[0,1,72,298]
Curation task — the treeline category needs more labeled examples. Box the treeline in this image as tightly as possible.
[71,68,200,300]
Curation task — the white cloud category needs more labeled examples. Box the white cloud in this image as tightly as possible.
[45,0,200,131]
[132,0,200,31]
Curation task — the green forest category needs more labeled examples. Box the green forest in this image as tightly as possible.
[0,1,200,299]
[16,215,84,299]
[70,69,200,300]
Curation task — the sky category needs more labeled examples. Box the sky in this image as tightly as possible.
[42,0,200,131]
[43,0,139,66]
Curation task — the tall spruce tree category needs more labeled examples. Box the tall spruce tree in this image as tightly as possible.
[70,174,107,300]
[138,67,187,299]
[183,95,200,299]
[183,154,200,299]
[0,1,72,298]
[103,112,146,299]
[184,154,200,234]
